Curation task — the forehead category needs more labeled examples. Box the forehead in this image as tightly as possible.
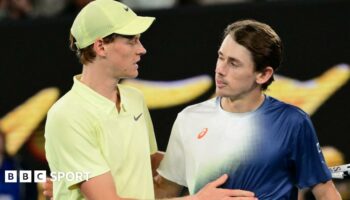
[219,35,253,63]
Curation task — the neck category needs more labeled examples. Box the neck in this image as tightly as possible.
[80,63,121,107]
[220,90,265,113]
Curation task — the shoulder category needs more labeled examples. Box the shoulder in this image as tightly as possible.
[45,92,98,142]
[48,92,74,118]
[266,96,309,119]
[264,96,311,130]
[47,91,93,124]
[178,97,217,118]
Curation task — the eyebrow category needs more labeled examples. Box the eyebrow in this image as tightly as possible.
[120,35,136,40]
[124,34,141,40]
[218,51,243,65]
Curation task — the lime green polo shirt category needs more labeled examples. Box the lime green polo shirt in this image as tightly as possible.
[45,75,157,200]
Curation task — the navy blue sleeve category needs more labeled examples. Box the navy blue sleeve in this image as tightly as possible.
[291,113,332,189]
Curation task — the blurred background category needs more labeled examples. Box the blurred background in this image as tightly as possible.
[0,0,349,199]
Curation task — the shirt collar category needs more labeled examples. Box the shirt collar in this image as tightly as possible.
[71,75,127,114]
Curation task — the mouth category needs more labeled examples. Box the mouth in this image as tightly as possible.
[215,78,227,88]
[134,59,140,69]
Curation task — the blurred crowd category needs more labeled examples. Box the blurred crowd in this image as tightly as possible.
[0,0,275,21]
[0,0,92,20]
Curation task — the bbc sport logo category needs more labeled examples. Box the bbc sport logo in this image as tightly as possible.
[4,170,90,183]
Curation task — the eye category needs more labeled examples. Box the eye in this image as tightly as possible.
[132,37,142,45]
[217,55,224,60]
[230,62,237,66]
[127,38,137,45]
[229,60,241,68]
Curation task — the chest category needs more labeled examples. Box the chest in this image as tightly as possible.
[96,110,150,167]
[181,114,293,172]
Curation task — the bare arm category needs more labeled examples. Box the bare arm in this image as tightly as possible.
[154,174,184,198]
[311,180,342,200]
[151,151,165,177]
[155,174,257,200]
[152,151,256,200]
[80,171,133,200]
[152,151,184,198]
[44,152,256,200]
[43,152,169,200]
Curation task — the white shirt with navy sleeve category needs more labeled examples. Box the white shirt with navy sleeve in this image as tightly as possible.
[157,96,331,199]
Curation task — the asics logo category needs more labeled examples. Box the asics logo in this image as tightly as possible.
[197,128,208,139]
[134,113,143,121]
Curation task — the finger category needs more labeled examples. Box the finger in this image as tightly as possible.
[43,190,53,197]
[230,197,257,200]
[42,182,51,189]
[209,174,229,187]
[44,178,53,188]
[219,189,255,197]
[47,177,53,184]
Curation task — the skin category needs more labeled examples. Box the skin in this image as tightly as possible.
[79,35,145,112]
[215,35,272,113]
[44,35,257,200]
[154,35,342,200]
[214,35,341,200]
[77,34,146,200]
[44,33,341,200]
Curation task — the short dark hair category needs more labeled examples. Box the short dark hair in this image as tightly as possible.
[69,33,135,65]
[224,19,283,90]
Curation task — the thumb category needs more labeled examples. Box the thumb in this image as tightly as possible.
[210,174,229,187]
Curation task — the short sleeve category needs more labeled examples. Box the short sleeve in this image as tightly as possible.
[45,109,110,189]
[291,115,332,189]
[157,114,187,187]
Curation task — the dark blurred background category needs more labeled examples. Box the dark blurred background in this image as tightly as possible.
[0,0,349,199]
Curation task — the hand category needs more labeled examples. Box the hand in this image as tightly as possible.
[42,177,53,200]
[194,174,257,200]
[151,151,164,177]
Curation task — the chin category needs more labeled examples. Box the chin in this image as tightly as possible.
[215,89,234,98]
[120,72,138,79]
[215,88,226,97]
[130,71,139,78]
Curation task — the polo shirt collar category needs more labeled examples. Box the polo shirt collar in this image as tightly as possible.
[71,75,127,114]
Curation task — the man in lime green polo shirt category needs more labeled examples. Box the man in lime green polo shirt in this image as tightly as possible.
[44,0,158,199]
[45,74,157,199]
[45,0,256,199]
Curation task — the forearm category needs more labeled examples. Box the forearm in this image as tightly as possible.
[80,172,136,200]
[312,180,342,200]
[156,196,195,200]
[154,175,183,198]
[314,192,342,200]
[156,174,257,200]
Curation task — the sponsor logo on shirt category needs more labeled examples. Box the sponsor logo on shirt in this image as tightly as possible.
[197,128,208,139]
[134,113,143,121]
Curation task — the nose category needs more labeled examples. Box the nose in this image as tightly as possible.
[215,59,226,76]
[137,40,147,55]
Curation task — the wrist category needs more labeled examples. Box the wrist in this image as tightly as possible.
[187,194,199,200]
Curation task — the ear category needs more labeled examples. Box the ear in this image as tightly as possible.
[256,66,274,85]
[93,38,107,57]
